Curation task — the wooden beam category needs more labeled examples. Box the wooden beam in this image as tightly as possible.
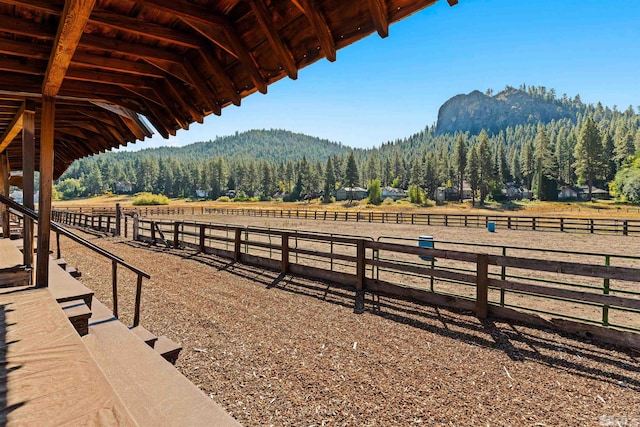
[178,18,237,59]
[22,100,36,269]
[135,0,267,94]
[0,14,55,40]
[79,34,183,64]
[43,0,97,97]
[248,0,297,79]
[367,0,389,38]
[36,96,55,287]
[194,50,241,106]
[88,10,203,49]
[447,0,459,5]
[0,151,9,238]
[182,60,222,116]
[291,0,336,62]
[0,103,25,153]
[72,54,167,78]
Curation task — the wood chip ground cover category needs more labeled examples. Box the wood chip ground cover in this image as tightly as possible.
[59,220,640,426]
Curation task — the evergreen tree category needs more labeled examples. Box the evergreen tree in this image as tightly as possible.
[602,131,616,182]
[533,126,557,200]
[323,157,336,202]
[453,134,467,201]
[466,145,480,206]
[477,130,493,203]
[344,151,359,202]
[574,118,605,200]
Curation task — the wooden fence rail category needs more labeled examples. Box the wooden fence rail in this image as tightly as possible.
[53,205,640,236]
[130,218,640,350]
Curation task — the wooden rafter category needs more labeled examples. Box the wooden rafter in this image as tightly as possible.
[182,61,222,116]
[133,0,267,94]
[447,0,459,5]
[248,0,297,79]
[43,0,96,97]
[194,50,241,107]
[367,0,389,38]
[292,0,336,62]
[0,102,25,153]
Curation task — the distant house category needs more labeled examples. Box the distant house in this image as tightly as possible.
[222,189,236,198]
[333,187,368,201]
[195,189,209,198]
[558,186,578,200]
[115,181,134,193]
[436,183,473,202]
[520,188,534,200]
[577,186,609,200]
[381,186,407,201]
[502,184,522,200]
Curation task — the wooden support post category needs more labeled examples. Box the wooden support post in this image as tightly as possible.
[476,253,489,319]
[623,220,628,236]
[532,217,536,231]
[125,216,128,238]
[560,218,564,232]
[150,221,156,245]
[234,227,242,261]
[22,100,35,268]
[0,152,9,238]
[56,232,61,259]
[281,232,290,273]
[112,260,118,318]
[107,215,111,234]
[133,274,143,327]
[115,203,122,236]
[173,221,180,249]
[36,96,55,288]
[199,224,206,252]
[355,239,366,314]
[590,219,594,234]
[133,216,139,240]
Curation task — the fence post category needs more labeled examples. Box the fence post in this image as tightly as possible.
[624,220,628,236]
[476,253,489,319]
[125,216,128,238]
[133,216,139,240]
[133,274,143,327]
[355,239,366,314]
[560,218,564,232]
[281,232,289,273]
[590,219,594,234]
[234,228,242,261]
[532,217,536,231]
[107,216,112,234]
[150,221,156,245]
[56,232,61,259]
[199,224,206,252]
[115,203,122,236]
[173,222,180,249]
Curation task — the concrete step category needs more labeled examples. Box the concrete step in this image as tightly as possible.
[59,299,92,336]
[154,336,182,365]
[130,325,158,348]
[67,266,82,278]
[55,258,67,270]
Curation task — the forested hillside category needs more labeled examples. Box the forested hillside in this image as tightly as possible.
[56,85,640,203]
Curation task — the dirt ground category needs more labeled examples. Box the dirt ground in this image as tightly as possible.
[58,218,640,426]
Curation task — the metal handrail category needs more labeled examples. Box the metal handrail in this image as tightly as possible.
[0,194,150,326]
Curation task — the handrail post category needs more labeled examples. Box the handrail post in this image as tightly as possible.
[112,260,118,318]
[355,239,366,314]
[281,232,290,273]
[56,231,61,259]
[133,274,143,327]
[476,253,489,318]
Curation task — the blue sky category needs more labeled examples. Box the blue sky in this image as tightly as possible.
[129,0,640,151]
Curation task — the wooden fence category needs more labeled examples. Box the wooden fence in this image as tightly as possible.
[53,206,640,236]
[131,218,640,350]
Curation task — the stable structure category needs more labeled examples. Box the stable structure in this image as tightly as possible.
[0,0,460,424]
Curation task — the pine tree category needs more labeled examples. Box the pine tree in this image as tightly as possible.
[466,145,480,206]
[573,118,604,200]
[533,126,556,200]
[602,131,616,182]
[453,135,467,202]
[477,130,493,203]
[323,157,336,202]
[344,151,359,202]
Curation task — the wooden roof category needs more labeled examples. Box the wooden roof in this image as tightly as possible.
[0,0,457,177]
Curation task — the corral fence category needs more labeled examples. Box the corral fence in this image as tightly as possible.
[52,206,640,236]
[129,218,640,350]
